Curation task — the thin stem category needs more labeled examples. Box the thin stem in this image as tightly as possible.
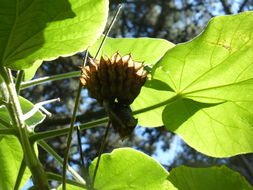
[76,126,90,185]
[0,69,17,123]
[0,79,18,129]
[0,128,18,135]
[46,172,87,188]
[15,70,24,94]
[4,68,23,125]
[94,4,122,59]
[38,140,86,184]
[62,50,89,190]
[30,117,108,142]
[20,71,80,89]
[76,126,85,169]
[30,94,180,142]
[14,158,26,190]
[91,121,111,188]
[0,67,50,189]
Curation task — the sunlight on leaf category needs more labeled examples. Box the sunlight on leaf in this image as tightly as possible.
[0,0,108,70]
[168,166,253,190]
[89,148,175,190]
[23,60,43,81]
[57,184,87,190]
[0,136,30,190]
[133,11,253,157]
[132,79,177,127]
[90,36,174,65]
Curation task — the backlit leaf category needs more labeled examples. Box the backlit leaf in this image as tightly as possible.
[89,148,175,190]
[0,0,108,70]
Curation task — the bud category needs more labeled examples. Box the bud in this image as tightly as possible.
[80,52,148,139]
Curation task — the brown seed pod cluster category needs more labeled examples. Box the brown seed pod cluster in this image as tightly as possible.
[80,52,148,105]
[80,52,148,139]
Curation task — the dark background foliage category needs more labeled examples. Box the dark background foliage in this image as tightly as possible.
[21,0,253,187]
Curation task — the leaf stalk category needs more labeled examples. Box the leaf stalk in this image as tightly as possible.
[0,67,50,189]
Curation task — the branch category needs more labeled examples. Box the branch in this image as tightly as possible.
[38,140,86,184]
[20,71,80,89]
[0,67,50,189]
[37,109,106,128]
[0,128,18,136]
[238,0,249,13]
[46,172,86,188]
[30,117,108,141]
[220,0,232,14]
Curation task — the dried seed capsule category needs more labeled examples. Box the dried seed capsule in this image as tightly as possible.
[108,102,137,139]
[80,52,148,139]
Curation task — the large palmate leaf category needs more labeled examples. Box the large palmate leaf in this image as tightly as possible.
[0,136,30,190]
[133,11,253,157]
[168,166,253,190]
[0,0,108,70]
[89,148,175,190]
[89,36,174,65]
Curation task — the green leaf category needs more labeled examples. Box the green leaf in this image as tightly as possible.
[89,148,175,190]
[0,0,108,70]
[89,36,174,65]
[133,11,253,157]
[0,136,30,190]
[132,79,177,127]
[0,97,45,128]
[57,184,87,190]
[168,166,253,190]
[20,97,45,128]
[23,60,43,81]
[0,105,10,128]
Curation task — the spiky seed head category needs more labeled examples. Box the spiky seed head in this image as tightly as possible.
[80,52,148,139]
[80,52,148,105]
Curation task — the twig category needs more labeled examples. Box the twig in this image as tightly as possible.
[62,50,89,190]
[76,126,90,185]
[0,67,50,189]
[14,158,26,190]
[38,140,86,184]
[20,71,80,89]
[94,4,122,59]
[46,172,87,188]
[220,0,232,14]
[91,121,111,188]
[30,117,108,142]
[15,70,24,94]
[0,128,18,135]
[238,0,249,12]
